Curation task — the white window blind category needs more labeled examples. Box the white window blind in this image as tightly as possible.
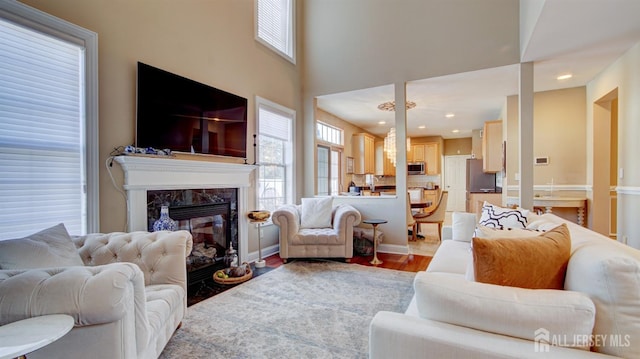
[257,97,294,213]
[0,18,86,239]
[256,0,295,63]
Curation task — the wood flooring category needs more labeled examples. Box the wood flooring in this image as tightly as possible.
[263,252,432,273]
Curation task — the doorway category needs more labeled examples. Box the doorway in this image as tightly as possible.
[592,88,618,238]
[443,155,470,212]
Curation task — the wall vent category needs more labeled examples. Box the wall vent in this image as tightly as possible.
[535,156,549,165]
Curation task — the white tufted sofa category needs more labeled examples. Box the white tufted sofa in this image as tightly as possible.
[272,203,361,262]
[0,230,193,359]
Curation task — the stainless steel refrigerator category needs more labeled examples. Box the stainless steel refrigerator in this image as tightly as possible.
[466,159,497,193]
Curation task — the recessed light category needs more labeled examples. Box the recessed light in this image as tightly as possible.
[378,121,386,125]
[557,74,572,80]
[445,113,455,118]
[418,125,426,129]
[452,129,460,133]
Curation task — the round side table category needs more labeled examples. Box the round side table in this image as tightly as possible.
[247,210,271,269]
[362,219,387,265]
[0,314,74,359]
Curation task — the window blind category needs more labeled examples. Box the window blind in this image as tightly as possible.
[257,0,293,60]
[0,18,86,239]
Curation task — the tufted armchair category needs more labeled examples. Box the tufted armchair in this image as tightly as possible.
[0,230,193,359]
[272,203,361,262]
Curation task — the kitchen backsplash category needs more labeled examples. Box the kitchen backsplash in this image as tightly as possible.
[408,174,441,188]
[348,174,441,188]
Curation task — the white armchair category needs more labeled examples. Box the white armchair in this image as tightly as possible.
[0,228,193,359]
[272,203,361,262]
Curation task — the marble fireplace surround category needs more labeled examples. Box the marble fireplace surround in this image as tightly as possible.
[114,155,255,263]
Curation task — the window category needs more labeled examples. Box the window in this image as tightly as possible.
[256,97,294,213]
[316,121,343,145]
[316,122,343,196]
[0,2,98,239]
[317,146,341,196]
[256,0,295,63]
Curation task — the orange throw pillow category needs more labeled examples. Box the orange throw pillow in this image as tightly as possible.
[472,223,571,289]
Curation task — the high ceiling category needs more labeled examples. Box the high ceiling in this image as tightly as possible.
[316,0,640,139]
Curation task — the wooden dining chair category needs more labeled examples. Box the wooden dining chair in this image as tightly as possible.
[413,191,448,241]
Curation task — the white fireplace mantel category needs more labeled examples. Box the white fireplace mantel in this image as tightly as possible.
[114,155,256,262]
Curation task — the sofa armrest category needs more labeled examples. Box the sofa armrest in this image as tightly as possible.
[370,312,615,359]
[272,205,301,239]
[332,204,361,232]
[73,230,193,291]
[0,263,146,327]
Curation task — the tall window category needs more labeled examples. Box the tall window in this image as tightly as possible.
[316,122,343,196]
[256,0,295,63]
[0,3,98,239]
[257,97,294,213]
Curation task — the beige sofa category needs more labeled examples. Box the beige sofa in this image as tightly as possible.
[0,227,193,359]
[370,213,640,358]
[272,203,361,262]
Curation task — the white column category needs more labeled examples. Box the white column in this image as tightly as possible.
[519,62,534,210]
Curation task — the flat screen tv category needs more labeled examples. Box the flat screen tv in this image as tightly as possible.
[136,62,247,158]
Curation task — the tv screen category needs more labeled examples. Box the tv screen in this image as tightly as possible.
[136,62,248,158]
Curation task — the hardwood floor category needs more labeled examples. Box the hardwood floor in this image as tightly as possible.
[263,252,432,273]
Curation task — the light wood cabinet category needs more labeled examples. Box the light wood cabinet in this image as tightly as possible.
[482,120,502,173]
[375,140,395,176]
[467,192,502,218]
[423,189,439,211]
[409,144,425,162]
[424,142,440,175]
[352,133,375,174]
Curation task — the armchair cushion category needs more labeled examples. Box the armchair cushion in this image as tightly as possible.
[300,197,333,228]
[414,272,596,350]
[0,223,84,270]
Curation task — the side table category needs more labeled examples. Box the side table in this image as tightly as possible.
[362,219,387,265]
[247,210,271,269]
[0,314,74,359]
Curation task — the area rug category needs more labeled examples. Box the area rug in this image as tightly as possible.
[160,261,416,358]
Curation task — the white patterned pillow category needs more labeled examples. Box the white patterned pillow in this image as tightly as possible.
[300,197,333,229]
[478,201,529,229]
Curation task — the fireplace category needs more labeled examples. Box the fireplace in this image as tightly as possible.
[114,155,255,266]
[147,188,238,286]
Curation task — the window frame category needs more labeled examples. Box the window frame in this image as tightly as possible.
[0,1,99,234]
[255,96,295,219]
[255,0,296,64]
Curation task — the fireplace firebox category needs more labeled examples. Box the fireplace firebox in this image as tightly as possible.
[147,188,238,288]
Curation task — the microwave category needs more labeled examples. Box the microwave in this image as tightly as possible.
[408,162,425,175]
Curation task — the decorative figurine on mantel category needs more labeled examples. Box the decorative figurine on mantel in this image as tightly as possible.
[247,210,271,268]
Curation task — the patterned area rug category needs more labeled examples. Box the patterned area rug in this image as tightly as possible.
[160,261,416,358]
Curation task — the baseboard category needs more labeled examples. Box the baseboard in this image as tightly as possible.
[377,243,409,255]
[246,244,279,263]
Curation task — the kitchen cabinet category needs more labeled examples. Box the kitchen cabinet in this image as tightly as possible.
[407,143,440,174]
[409,144,425,162]
[467,192,502,218]
[482,120,502,173]
[375,140,395,176]
[352,133,375,174]
[424,142,440,175]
